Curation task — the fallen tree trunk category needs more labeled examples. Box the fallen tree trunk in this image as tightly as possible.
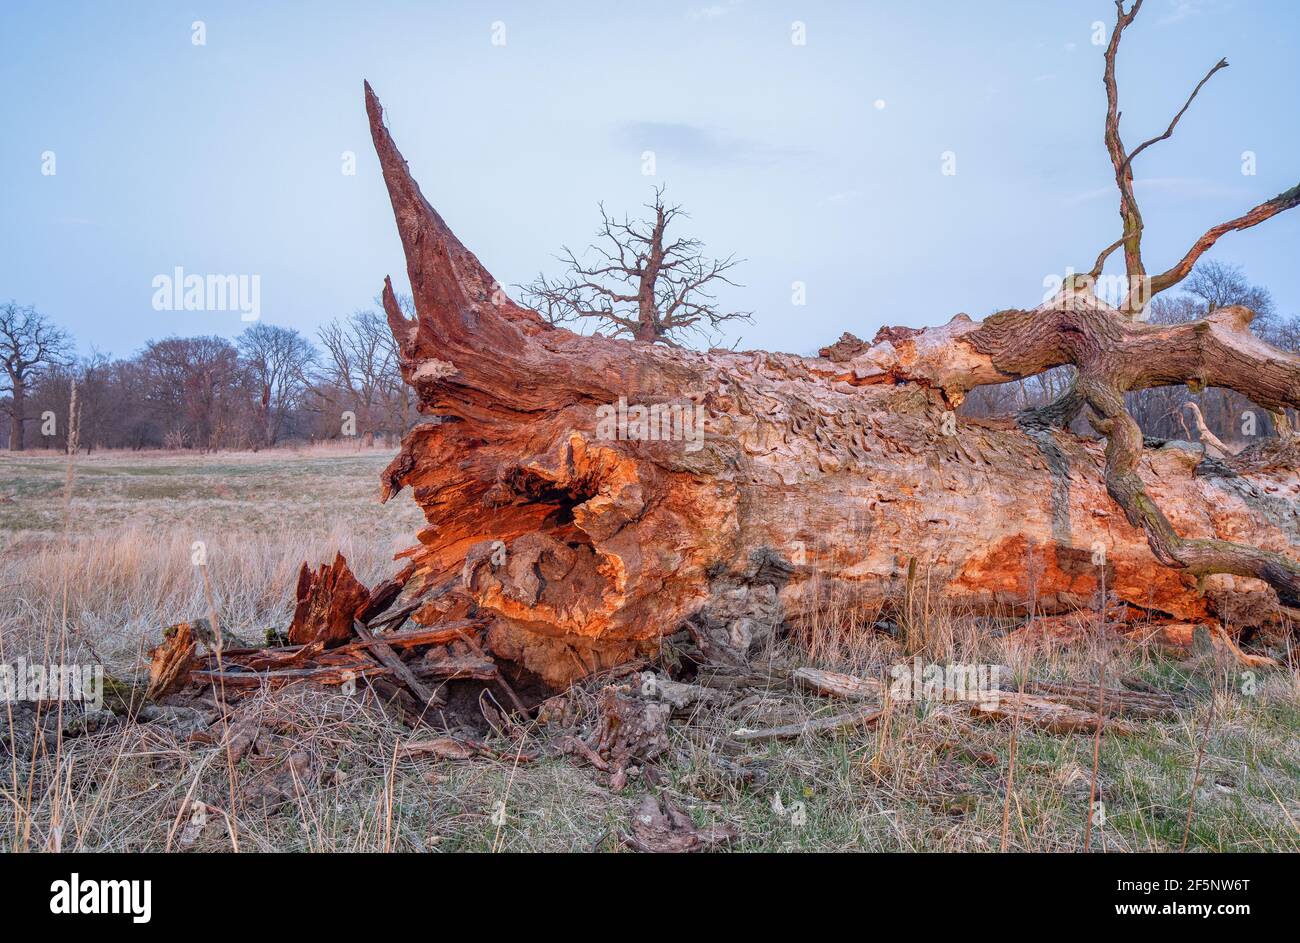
[361,56,1299,688]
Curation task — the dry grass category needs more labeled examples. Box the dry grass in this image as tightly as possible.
[2,448,1299,852]
[1,447,422,659]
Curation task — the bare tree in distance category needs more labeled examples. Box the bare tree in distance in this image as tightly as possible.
[314,307,402,446]
[0,301,72,451]
[1178,260,1276,325]
[237,323,316,448]
[1126,260,1296,444]
[521,185,751,346]
[137,336,244,451]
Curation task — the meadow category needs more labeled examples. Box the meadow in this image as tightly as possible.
[2,448,1297,852]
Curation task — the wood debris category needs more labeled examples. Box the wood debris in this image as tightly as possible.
[124,555,523,733]
[968,690,1135,736]
[792,666,882,700]
[624,793,737,853]
[1023,680,1180,719]
[733,705,883,742]
[288,552,371,647]
[571,685,671,787]
[398,736,536,763]
[145,620,197,701]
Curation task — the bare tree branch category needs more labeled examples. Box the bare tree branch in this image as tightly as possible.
[1100,0,1147,308]
[1119,57,1228,176]
[1089,1,1297,315]
[1148,183,1300,296]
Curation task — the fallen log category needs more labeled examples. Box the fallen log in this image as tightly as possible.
[191,664,391,688]
[968,690,1134,736]
[360,49,1300,688]
[1023,680,1180,719]
[792,667,882,701]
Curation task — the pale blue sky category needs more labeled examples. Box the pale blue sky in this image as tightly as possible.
[2,0,1297,357]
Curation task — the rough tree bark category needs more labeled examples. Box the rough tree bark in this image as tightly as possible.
[360,5,1299,688]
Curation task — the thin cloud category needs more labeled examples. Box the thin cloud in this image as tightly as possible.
[688,0,743,20]
[818,190,860,206]
[1159,0,1212,25]
[612,120,808,167]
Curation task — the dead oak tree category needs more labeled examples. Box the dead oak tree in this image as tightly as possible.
[0,302,72,451]
[521,186,751,346]
[361,1,1299,687]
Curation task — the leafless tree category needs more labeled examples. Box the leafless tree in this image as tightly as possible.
[521,186,751,346]
[313,308,402,446]
[31,352,113,452]
[1182,260,1276,321]
[238,323,316,447]
[136,336,245,450]
[0,302,72,450]
[1127,261,1294,444]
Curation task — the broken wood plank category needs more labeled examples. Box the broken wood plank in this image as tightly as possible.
[191,664,390,688]
[364,601,419,633]
[792,666,882,700]
[732,706,883,742]
[352,620,444,709]
[414,657,499,681]
[693,665,795,693]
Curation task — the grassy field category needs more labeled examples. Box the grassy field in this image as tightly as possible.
[2,448,1298,852]
[0,447,423,661]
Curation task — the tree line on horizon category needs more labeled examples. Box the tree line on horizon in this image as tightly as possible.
[0,297,419,452]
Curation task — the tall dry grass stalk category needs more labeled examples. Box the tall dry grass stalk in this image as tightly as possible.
[1,526,399,664]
